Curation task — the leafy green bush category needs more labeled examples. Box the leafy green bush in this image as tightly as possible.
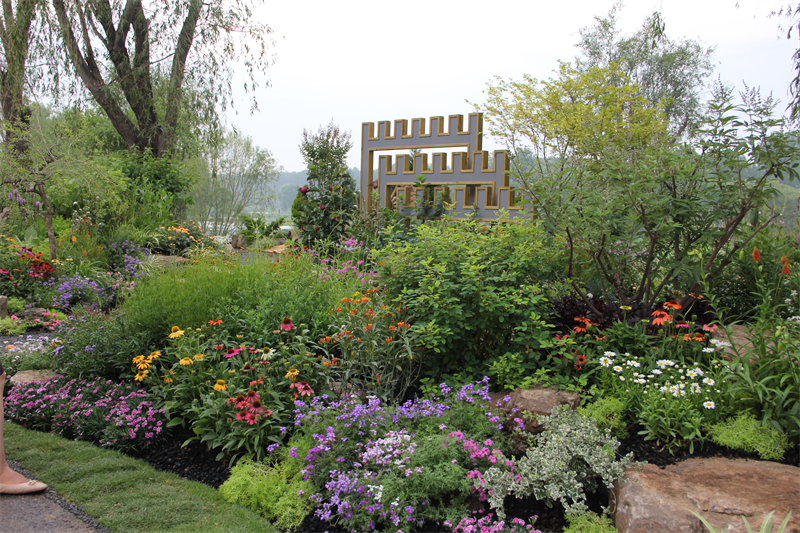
[709,413,789,461]
[563,512,618,533]
[373,218,563,382]
[577,397,628,439]
[482,405,635,517]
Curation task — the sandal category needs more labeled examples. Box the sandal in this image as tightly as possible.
[0,479,48,494]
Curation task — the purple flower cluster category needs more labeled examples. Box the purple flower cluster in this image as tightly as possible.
[106,240,148,281]
[34,273,111,310]
[290,379,512,532]
[4,376,166,453]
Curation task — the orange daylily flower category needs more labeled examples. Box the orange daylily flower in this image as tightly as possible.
[753,247,761,263]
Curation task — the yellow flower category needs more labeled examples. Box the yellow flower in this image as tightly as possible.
[132,355,145,364]
[193,353,205,361]
[169,329,185,339]
[171,326,180,333]
[285,367,299,381]
[149,351,161,359]
[134,370,149,381]
[214,380,227,391]
[236,335,243,339]
[163,376,173,384]
[179,357,193,365]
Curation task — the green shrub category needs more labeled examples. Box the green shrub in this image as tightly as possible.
[373,218,563,383]
[709,413,789,461]
[578,397,628,440]
[564,512,619,533]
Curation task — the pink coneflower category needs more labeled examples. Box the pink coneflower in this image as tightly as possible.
[280,318,295,332]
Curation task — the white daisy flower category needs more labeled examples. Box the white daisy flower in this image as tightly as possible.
[702,347,715,353]
[604,351,617,358]
[613,365,624,373]
[690,383,702,394]
[651,369,663,375]
[634,378,646,384]
[626,360,641,367]
[599,357,613,367]
[702,378,716,386]
[657,359,675,369]
[703,401,716,410]
[686,369,699,378]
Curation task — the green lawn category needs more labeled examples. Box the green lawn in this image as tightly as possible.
[4,422,279,533]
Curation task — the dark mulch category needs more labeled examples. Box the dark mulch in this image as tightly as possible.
[129,424,232,489]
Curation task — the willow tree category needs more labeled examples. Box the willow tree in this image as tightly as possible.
[51,0,275,160]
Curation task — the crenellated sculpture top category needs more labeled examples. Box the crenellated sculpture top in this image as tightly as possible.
[360,113,526,220]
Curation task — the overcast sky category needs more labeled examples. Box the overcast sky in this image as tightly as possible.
[226,0,798,171]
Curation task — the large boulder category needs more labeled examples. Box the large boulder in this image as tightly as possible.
[613,458,800,533]
[9,370,59,386]
[488,384,580,434]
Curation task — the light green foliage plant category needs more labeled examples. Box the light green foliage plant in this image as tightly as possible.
[563,511,619,533]
[482,405,635,517]
[373,217,562,383]
[577,397,628,439]
[220,439,315,530]
[709,413,789,461]
[692,510,793,533]
[6,296,26,314]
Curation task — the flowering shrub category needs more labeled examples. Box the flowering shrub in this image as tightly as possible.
[151,222,218,255]
[0,238,55,298]
[4,376,166,453]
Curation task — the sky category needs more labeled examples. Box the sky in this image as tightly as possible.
[226,0,798,172]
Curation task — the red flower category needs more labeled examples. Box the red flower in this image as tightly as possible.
[280,318,296,332]
[753,247,761,263]
[576,354,587,365]
[208,319,223,326]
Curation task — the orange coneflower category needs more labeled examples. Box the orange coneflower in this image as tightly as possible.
[663,300,682,310]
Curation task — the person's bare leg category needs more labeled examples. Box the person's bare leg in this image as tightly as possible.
[0,370,29,484]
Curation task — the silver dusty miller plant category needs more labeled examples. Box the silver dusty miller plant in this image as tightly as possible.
[482,405,635,516]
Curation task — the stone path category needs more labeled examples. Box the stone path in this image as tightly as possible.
[0,460,110,533]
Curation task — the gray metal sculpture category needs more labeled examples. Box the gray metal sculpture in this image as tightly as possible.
[360,113,526,220]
